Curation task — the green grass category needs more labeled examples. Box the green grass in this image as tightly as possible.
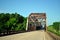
[47,26,60,36]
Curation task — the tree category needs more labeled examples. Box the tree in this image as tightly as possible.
[0,13,27,34]
[53,22,60,32]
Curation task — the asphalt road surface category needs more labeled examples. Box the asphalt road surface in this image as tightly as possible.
[0,30,54,40]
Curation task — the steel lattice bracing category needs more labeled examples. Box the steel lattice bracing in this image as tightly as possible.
[26,13,46,31]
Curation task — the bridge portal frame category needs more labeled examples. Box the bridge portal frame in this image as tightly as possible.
[26,13,47,31]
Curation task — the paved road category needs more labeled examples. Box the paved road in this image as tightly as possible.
[0,30,54,40]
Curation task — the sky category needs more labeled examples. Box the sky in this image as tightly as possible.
[0,0,60,26]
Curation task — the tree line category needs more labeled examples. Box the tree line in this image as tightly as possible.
[48,22,60,36]
[53,22,60,32]
[0,13,27,34]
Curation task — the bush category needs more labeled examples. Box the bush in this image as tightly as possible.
[0,13,27,34]
[48,22,60,36]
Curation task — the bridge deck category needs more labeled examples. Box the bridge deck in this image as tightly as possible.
[0,30,55,40]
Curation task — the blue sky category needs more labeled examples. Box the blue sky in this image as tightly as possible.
[0,0,60,26]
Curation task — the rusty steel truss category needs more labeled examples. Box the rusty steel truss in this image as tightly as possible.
[26,13,47,31]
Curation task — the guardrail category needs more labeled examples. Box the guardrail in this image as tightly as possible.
[47,31,60,40]
[0,30,26,37]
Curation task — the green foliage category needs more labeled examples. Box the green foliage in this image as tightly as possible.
[48,22,60,36]
[5,18,17,31]
[53,22,60,32]
[0,13,27,33]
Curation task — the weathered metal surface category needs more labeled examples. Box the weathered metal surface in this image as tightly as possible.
[27,13,46,31]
